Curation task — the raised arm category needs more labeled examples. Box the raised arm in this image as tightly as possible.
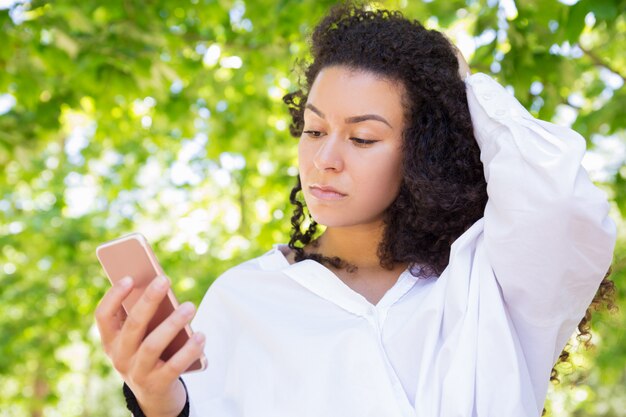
[464,73,616,326]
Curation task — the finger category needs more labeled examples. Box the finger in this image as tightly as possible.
[118,275,171,355]
[133,302,197,372]
[114,308,128,323]
[157,331,206,381]
[95,276,134,347]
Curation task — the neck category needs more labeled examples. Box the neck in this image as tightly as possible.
[310,223,386,271]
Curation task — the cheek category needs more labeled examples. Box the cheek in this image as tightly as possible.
[298,137,320,170]
[297,139,306,158]
[297,140,308,175]
[356,158,403,204]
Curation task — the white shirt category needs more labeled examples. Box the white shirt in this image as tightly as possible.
[182,73,616,417]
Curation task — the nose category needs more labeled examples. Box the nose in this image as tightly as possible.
[313,134,344,172]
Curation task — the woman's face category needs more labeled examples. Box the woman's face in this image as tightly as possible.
[298,65,406,228]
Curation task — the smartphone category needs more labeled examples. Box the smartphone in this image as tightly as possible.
[96,232,207,373]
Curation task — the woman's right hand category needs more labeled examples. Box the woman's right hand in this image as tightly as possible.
[95,275,205,417]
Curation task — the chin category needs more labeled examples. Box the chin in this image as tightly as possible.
[303,194,389,228]
[308,209,374,229]
[306,207,343,227]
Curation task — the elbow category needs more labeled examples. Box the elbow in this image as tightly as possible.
[565,196,617,275]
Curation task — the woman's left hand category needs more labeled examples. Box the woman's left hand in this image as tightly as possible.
[453,46,471,80]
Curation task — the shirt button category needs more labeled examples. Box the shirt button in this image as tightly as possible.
[482,92,493,100]
[495,108,507,117]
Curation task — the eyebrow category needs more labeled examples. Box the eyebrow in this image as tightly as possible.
[305,103,393,128]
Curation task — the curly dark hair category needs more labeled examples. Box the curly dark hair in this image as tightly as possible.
[283,3,486,277]
[282,2,616,414]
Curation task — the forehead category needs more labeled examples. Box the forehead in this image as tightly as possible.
[306,66,405,123]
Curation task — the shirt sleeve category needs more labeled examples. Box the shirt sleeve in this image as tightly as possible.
[465,72,616,327]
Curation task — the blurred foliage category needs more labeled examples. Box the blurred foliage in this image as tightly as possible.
[0,0,624,416]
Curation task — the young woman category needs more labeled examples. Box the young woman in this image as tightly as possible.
[94,3,616,417]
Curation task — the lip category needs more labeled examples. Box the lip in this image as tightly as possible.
[309,184,347,200]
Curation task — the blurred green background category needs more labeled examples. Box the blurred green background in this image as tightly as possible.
[1,0,625,415]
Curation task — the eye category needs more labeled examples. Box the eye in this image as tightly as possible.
[350,137,378,146]
[303,130,324,138]
[302,130,378,147]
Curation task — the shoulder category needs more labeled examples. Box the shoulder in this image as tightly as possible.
[209,243,291,291]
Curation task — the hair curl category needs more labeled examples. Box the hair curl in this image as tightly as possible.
[281,2,616,413]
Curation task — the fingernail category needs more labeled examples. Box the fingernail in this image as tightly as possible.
[179,302,194,316]
[154,275,168,289]
[119,277,133,288]
[192,332,205,344]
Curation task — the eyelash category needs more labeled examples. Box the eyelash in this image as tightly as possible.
[302,130,378,146]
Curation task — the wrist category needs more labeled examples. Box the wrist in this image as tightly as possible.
[124,379,188,417]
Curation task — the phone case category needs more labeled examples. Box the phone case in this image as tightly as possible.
[96,232,207,373]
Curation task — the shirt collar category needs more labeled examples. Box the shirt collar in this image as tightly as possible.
[259,243,420,317]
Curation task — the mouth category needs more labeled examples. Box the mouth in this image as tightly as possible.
[309,184,347,200]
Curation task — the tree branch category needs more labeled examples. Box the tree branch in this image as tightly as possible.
[578,44,626,82]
